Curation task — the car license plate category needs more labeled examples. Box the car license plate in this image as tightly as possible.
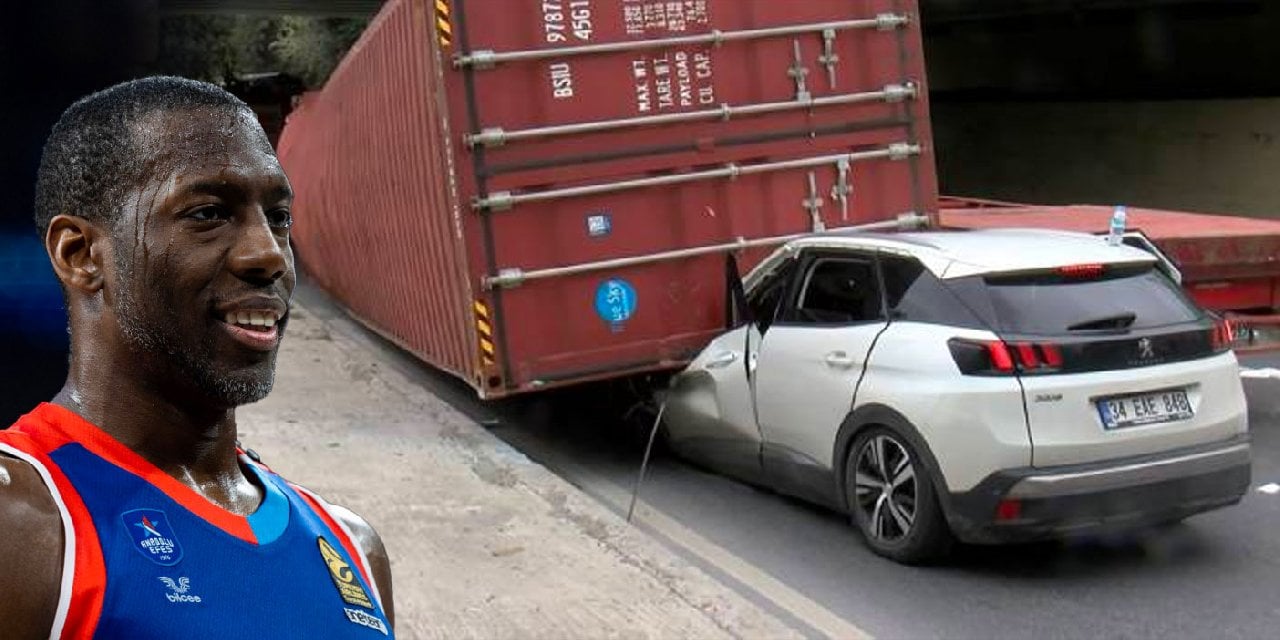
[1097,389,1194,430]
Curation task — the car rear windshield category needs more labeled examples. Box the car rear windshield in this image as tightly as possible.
[979,266,1202,335]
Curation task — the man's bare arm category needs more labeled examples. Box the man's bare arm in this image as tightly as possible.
[330,504,395,629]
[0,455,66,640]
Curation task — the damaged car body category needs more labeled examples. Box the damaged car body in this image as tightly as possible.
[663,229,1251,564]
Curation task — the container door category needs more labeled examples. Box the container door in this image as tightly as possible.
[448,0,937,393]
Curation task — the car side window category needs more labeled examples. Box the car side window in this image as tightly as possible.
[880,256,926,314]
[879,255,987,328]
[783,256,882,325]
[746,259,795,332]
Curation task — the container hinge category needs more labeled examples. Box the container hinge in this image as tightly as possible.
[804,171,825,232]
[885,82,916,103]
[466,127,506,149]
[474,191,514,212]
[818,29,839,89]
[877,13,908,31]
[831,157,852,221]
[787,39,811,103]
[489,268,525,289]
[888,142,918,161]
[455,50,496,69]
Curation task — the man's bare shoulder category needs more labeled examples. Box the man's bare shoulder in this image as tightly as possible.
[327,502,396,628]
[0,453,65,542]
[0,454,66,639]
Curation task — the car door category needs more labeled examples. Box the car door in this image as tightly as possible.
[663,257,795,484]
[753,249,888,505]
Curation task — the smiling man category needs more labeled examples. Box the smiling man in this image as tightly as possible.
[0,77,395,638]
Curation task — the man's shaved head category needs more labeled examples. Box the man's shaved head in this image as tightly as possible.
[34,76,256,239]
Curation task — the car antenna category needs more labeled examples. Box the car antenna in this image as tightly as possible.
[627,400,666,523]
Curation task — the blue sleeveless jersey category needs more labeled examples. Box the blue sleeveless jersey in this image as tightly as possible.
[0,403,394,639]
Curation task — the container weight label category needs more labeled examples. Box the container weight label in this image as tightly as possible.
[633,50,714,114]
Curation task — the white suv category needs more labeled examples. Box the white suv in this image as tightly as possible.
[663,228,1250,564]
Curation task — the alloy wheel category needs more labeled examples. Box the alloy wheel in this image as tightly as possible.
[853,434,918,543]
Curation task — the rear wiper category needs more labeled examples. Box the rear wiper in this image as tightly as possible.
[1067,312,1137,331]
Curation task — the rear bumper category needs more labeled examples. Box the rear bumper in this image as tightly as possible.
[947,436,1251,543]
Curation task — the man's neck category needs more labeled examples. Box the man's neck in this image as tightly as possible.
[54,380,236,473]
[53,351,263,514]
[52,378,264,515]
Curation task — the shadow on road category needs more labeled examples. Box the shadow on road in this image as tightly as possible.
[946,523,1217,577]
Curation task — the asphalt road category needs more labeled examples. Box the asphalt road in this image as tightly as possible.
[476,354,1280,640]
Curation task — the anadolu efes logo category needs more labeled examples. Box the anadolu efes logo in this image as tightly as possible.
[122,508,184,566]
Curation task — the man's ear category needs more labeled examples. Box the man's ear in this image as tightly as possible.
[46,215,106,294]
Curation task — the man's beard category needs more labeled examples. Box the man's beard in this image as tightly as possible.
[114,284,276,407]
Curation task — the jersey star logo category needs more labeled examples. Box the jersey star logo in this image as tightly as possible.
[136,515,164,538]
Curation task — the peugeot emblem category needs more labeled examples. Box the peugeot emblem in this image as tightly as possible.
[1137,337,1155,359]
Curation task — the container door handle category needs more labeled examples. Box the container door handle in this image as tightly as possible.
[825,351,857,370]
[819,28,839,88]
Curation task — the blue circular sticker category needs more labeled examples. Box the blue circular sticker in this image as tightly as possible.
[595,279,638,326]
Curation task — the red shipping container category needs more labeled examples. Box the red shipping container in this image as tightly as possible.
[278,0,938,397]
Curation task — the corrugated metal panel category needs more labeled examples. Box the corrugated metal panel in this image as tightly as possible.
[280,0,478,386]
[283,0,938,397]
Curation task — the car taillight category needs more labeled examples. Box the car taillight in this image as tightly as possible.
[949,339,1065,375]
[1014,343,1039,369]
[986,341,1014,372]
[1039,343,1064,367]
[1057,263,1105,279]
[1210,318,1235,353]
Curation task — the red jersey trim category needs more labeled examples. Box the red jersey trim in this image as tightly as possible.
[0,430,106,640]
[19,403,258,544]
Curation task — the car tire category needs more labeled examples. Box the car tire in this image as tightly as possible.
[846,426,953,564]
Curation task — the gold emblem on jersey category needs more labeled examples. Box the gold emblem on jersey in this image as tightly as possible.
[317,536,374,610]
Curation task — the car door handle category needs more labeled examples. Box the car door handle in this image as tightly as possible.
[825,351,857,369]
[705,351,740,369]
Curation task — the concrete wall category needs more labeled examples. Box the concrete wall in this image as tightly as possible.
[931,98,1280,219]
[922,2,1278,99]
[919,1,1280,218]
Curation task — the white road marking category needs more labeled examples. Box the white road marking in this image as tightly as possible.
[1257,483,1280,495]
[1240,367,1280,380]
[554,457,872,640]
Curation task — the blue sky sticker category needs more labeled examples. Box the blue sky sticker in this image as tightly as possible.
[595,278,638,327]
[122,508,184,566]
